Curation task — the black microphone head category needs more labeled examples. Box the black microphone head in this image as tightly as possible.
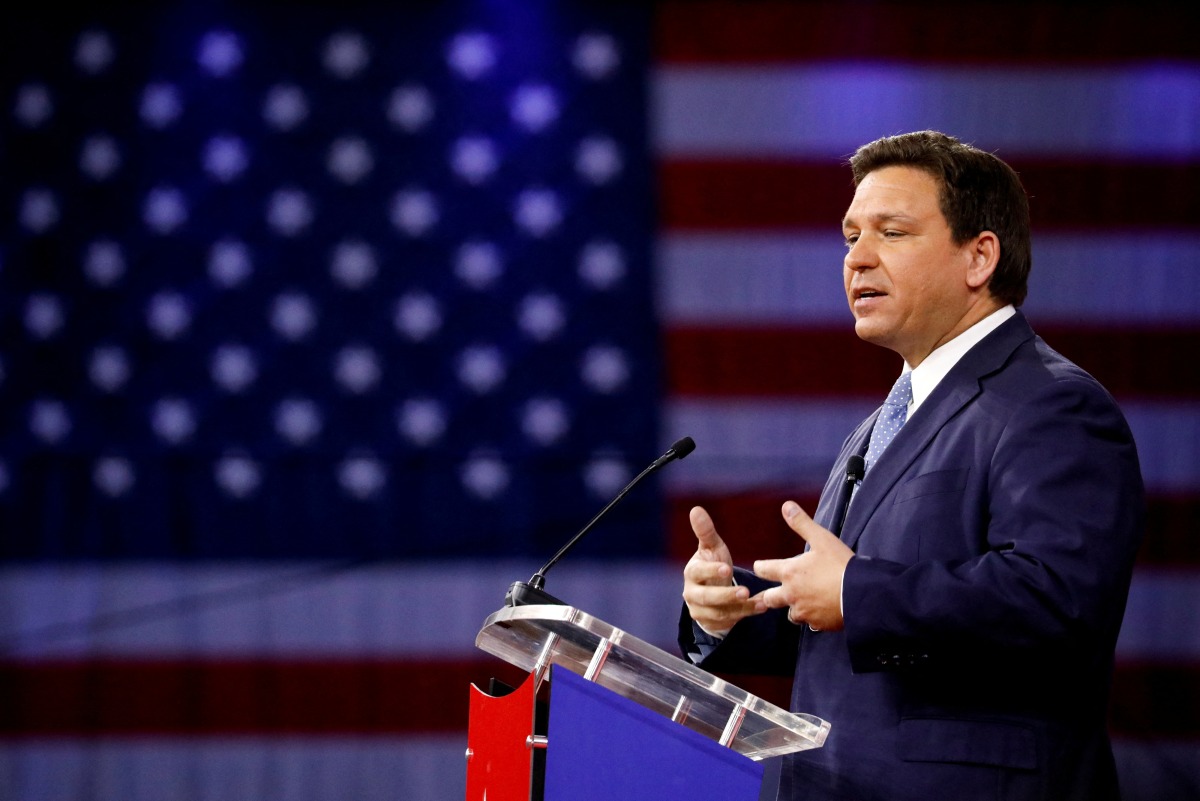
[846,454,866,480]
[671,436,696,460]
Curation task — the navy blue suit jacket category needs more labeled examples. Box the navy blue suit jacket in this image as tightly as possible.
[681,313,1144,801]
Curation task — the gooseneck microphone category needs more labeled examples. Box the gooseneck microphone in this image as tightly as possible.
[836,454,866,536]
[505,436,696,607]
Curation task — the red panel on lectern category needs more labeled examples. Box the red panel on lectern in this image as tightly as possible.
[465,674,537,801]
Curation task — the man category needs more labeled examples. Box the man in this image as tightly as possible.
[679,131,1143,800]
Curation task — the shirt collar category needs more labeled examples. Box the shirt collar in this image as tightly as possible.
[905,305,1016,416]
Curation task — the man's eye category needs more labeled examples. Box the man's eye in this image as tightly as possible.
[844,234,858,248]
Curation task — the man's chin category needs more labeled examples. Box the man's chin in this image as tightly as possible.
[853,318,887,345]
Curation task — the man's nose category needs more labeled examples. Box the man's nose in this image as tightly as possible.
[844,238,876,271]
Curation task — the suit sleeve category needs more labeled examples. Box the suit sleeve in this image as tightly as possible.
[678,568,801,676]
[841,372,1144,674]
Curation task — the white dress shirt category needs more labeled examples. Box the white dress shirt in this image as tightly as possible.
[906,304,1016,417]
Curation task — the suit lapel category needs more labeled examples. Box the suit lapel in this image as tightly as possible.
[818,416,873,534]
[840,313,1036,551]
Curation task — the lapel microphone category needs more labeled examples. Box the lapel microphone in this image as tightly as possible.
[836,455,866,537]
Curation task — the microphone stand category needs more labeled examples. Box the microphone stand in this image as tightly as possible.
[505,437,695,607]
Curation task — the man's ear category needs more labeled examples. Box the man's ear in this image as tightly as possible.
[966,231,1000,291]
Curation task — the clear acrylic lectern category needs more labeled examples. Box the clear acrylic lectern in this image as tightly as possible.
[475,603,830,761]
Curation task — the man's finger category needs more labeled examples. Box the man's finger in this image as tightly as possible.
[782,501,838,549]
[684,558,733,585]
[687,585,768,620]
[752,586,789,611]
[752,557,787,584]
[686,582,749,607]
[689,505,723,549]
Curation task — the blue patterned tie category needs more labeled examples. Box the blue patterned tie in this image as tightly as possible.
[864,371,913,474]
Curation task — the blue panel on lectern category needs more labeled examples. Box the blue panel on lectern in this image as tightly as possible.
[543,667,763,801]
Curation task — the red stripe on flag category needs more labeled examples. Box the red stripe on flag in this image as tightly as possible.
[726,660,1200,738]
[657,2,1200,65]
[667,490,823,563]
[1141,495,1200,566]
[665,326,892,397]
[666,493,1200,568]
[0,658,526,736]
[3,656,1196,738]
[660,160,853,231]
[1110,661,1200,737]
[664,325,1200,400]
[659,160,1200,231]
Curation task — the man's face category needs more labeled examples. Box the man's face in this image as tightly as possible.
[841,165,979,366]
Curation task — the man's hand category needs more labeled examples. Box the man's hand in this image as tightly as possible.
[682,506,766,635]
[753,501,855,631]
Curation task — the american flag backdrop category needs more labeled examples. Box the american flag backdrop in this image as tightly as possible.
[1,2,1198,800]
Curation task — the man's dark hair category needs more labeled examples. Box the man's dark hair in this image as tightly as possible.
[849,130,1031,307]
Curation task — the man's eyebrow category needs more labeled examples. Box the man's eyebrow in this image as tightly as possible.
[842,212,919,229]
